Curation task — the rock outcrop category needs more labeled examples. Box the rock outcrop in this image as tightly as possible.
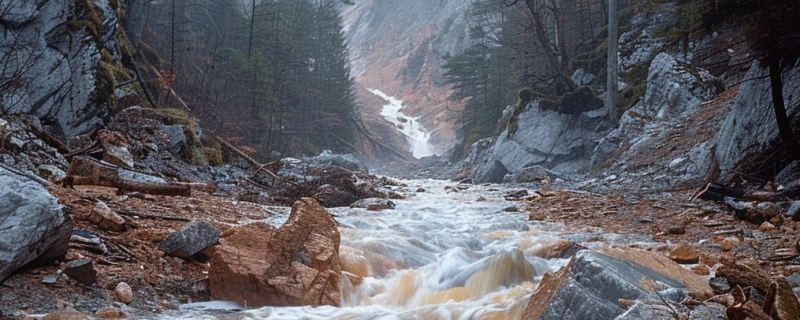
[0,0,131,138]
[469,103,610,182]
[522,247,712,320]
[0,168,72,281]
[208,198,342,307]
[713,60,800,181]
[590,52,722,188]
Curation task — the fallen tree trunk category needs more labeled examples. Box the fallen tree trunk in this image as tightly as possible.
[353,117,414,161]
[215,137,297,186]
[692,182,800,202]
[65,156,191,196]
[329,133,373,172]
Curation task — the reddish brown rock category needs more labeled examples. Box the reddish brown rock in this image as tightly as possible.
[94,307,126,319]
[87,201,126,232]
[208,198,341,308]
[692,264,711,276]
[113,282,133,304]
[669,243,700,264]
[763,276,800,320]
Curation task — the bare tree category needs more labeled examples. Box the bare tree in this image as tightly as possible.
[503,0,579,91]
[607,0,618,125]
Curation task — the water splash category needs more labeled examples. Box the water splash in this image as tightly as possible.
[368,88,435,158]
[165,180,573,320]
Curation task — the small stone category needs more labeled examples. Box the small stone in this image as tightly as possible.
[350,198,395,211]
[476,196,487,202]
[668,225,685,234]
[113,282,133,304]
[56,299,74,310]
[40,311,89,320]
[691,265,710,276]
[158,219,221,259]
[63,259,96,285]
[388,191,406,200]
[720,240,735,251]
[42,274,60,284]
[638,218,653,224]
[709,277,731,294]
[88,201,126,232]
[699,254,716,266]
[94,307,126,319]
[416,188,425,193]
[503,206,518,212]
[669,243,700,264]
[760,221,777,232]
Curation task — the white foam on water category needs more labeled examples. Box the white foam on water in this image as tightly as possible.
[160,179,571,320]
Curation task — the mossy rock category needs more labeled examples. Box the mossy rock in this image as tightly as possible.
[540,87,604,115]
[154,108,198,126]
[617,81,647,116]
[202,146,222,166]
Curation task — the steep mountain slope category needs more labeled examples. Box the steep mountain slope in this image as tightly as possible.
[342,0,472,157]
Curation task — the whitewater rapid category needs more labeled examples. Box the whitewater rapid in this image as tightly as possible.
[368,89,435,159]
[165,179,571,320]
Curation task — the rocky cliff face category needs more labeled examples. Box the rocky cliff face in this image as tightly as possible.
[342,0,472,156]
[0,0,131,139]
[464,7,799,186]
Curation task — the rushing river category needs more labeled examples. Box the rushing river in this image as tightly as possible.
[167,179,571,319]
[368,89,435,159]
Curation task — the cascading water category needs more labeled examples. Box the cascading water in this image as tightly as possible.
[166,180,572,320]
[368,89,435,159]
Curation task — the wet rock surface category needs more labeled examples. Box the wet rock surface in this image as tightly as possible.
[158,219,221,259]
[522,248,710,320]
[208,198,342,307]
[0,168,72,282]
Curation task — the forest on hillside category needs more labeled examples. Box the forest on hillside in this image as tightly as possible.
[126,0,356,159]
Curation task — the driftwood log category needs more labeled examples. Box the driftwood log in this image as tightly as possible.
[64,156,191,196]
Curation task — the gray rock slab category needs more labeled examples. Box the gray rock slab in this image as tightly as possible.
[526,249,703,320]
[158,220,221,259]
[0,168,72,281]
[714,61,800,181]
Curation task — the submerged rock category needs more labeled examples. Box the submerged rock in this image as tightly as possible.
[0,168,72,281]
[350,198,395,211]
[208,198,341,307]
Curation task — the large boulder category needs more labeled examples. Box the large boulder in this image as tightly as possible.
[0,168,72,281]
[471,102,610,182]
[0,0,124,138]
[208,198,342,307]
[522,247,712,320]
[713,60,800,181]
[640,53,718,119]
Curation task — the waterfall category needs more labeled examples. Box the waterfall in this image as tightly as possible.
[368,88,435,159]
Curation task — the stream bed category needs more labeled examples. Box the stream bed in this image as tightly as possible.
[166,179,575,319]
